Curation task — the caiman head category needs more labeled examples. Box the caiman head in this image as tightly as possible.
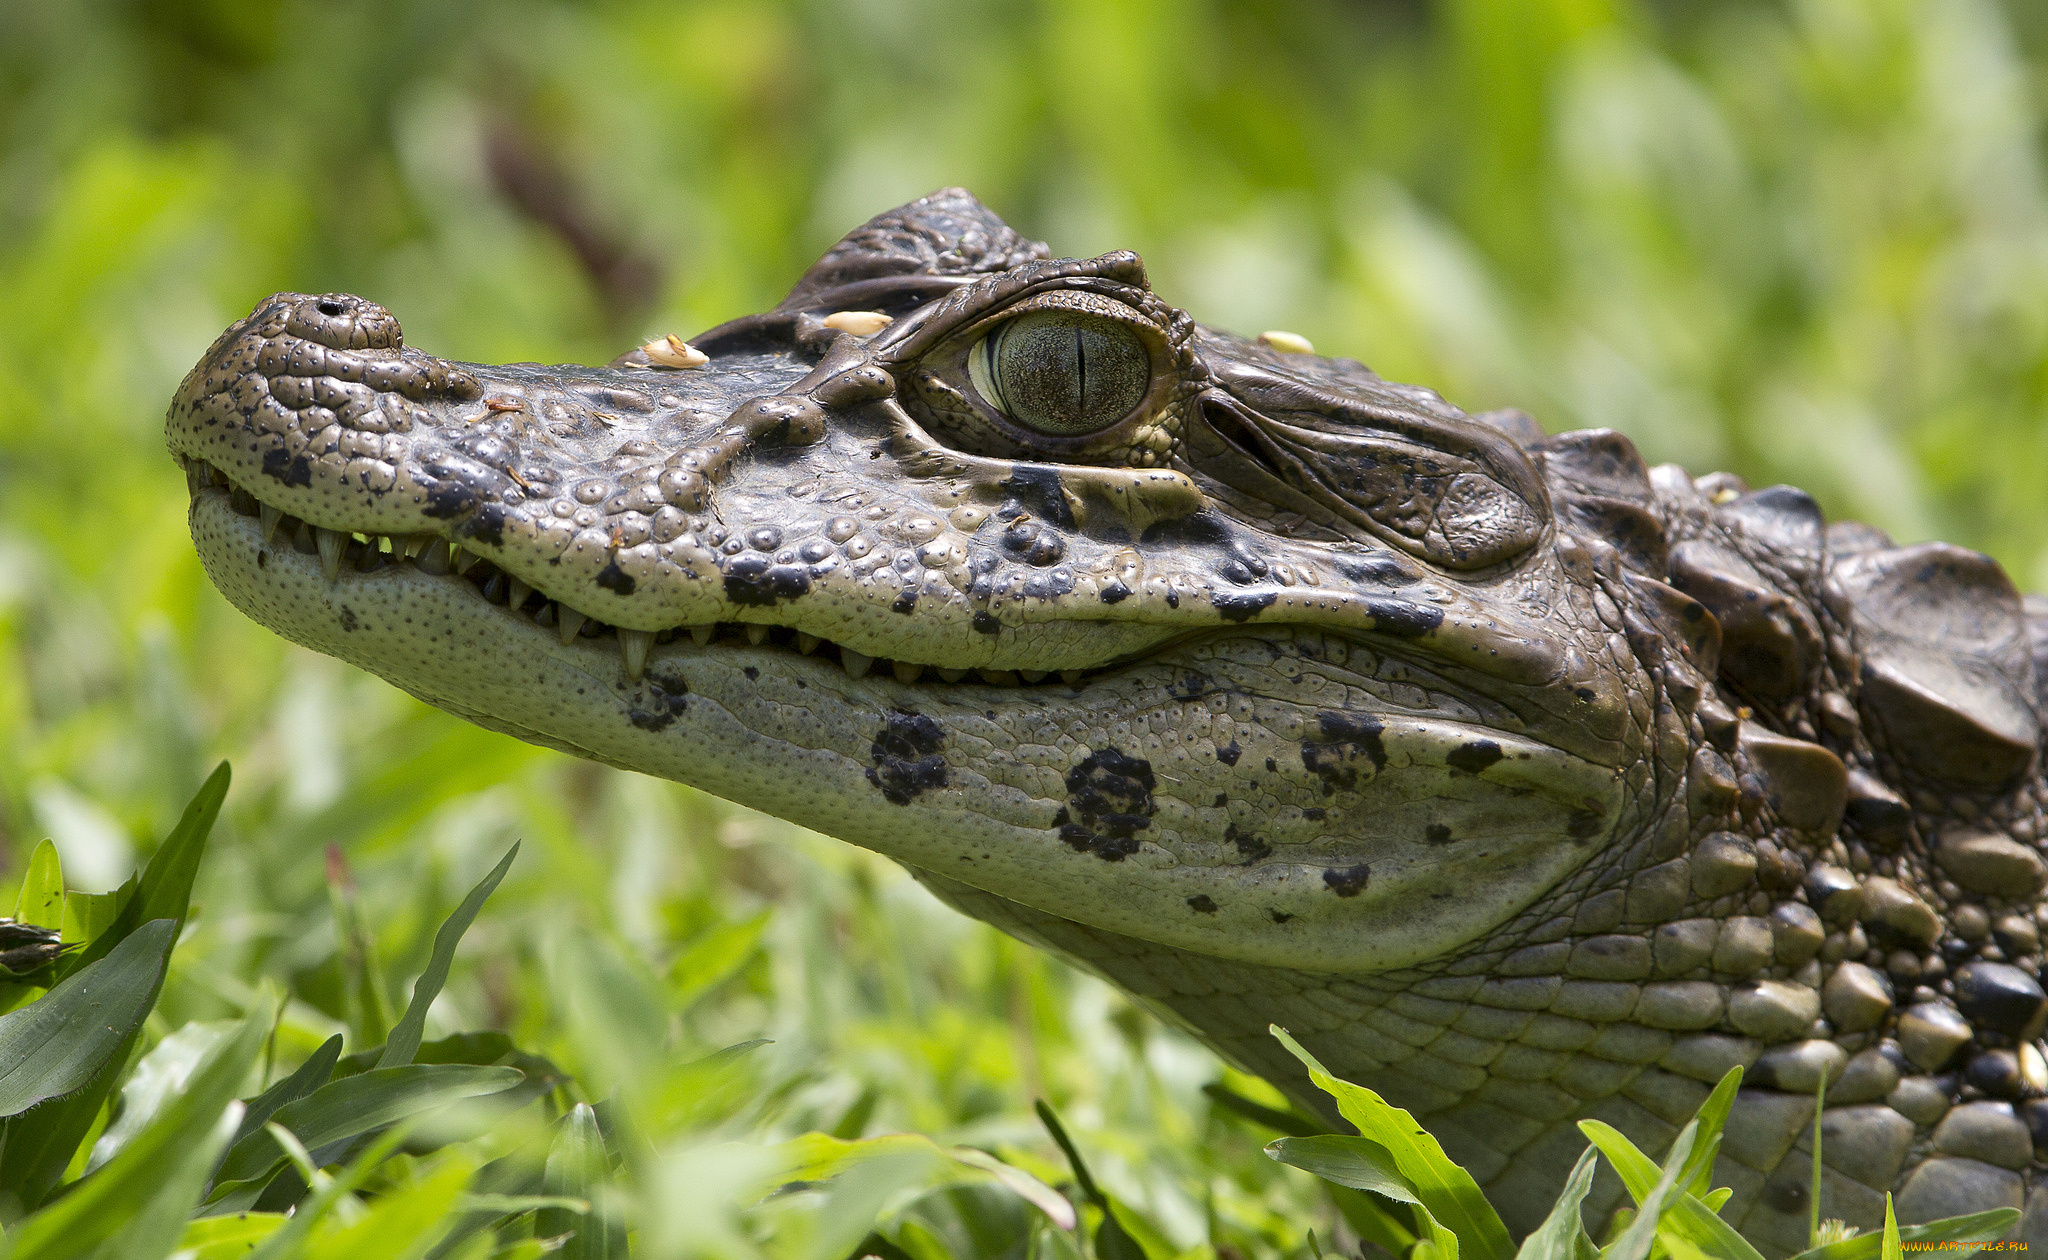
[170,189,2048,1245]
[169,188,1653,978]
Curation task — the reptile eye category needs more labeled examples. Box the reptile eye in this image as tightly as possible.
[968,311,1149,436]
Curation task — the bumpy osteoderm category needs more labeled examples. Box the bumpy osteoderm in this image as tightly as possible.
[170,189,2048,1251]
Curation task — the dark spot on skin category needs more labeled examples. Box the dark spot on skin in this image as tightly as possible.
[421,478,475,519]
[1446,739,1503,774]
[1217,741,1241,766]
[1099,582,1130,604]
[256,551,267,568]
[1300,711,1387,796]
[262,446,313,488]
[1324,864,1372,897]
[1171,673,1211,698]
[972,611,1001,634]
[1056,748,1157,861]
[1336,556,1419,586]
[1186,895,1218,914]
[1140,510,1232,548]
[724,554,812,605]
[1002,520,1066,566]
[1269,909,1295,924]
[1358,597,1442,638]
[999,467,1076,530]
[743,666,759,681]
[892,588,917,614]
[866,710,948,805]
[1211,590,1277,622]
[1303,808,1326,822]
[337,606,358,632]
[1575,687,1596,703]
[1225,823,1271,863]
[1567,806,1606,840]
[626,672,689,732]
[1265,757,1278,772]
[1213,793,1228,807]
[465,504,506,547]
[1763,1179,1806,1215]
[1164,589,1179,609]
[596,561,637,596]
[1426,823,1453,845]
[1021,568,1077,600]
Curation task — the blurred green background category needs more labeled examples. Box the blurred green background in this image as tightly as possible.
[5,0,2048,1254]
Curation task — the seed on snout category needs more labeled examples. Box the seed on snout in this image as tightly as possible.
[642,334,708,369]
[1257,330,1314,355]
[823,311,892,336]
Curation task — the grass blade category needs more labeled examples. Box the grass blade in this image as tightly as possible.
[1036,1099,1153,1260]
[1272,1025,1514,1260]
[1595,1120,1696,1260]
[1683,1068,1743,1198]
[1785,1209,2022,1260]
[217,1033,342,1175]
[0,766,233,1207]
[14,840,64,930]
[1513,1145,1600,1260]
[541,1102,621,1259]
[208,1063,523,1192]
[4,1010,266,1260]
[1579,1119,1762,1260]
[378,843,518,1069]
[1266,1134,1421,1203]
[1882,1195,1900,1260]
[0,919,174,1117]
[60,761,227,979]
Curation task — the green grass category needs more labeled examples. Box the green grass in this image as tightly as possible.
[6,1,2048,1255]
[0,773,2022,1257]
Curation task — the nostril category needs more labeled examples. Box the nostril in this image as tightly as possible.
[316,299,345,318]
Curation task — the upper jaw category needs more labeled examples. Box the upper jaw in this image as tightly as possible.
[167,291,1599,702]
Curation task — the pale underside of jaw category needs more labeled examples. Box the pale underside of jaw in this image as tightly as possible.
[188,477,1624,975]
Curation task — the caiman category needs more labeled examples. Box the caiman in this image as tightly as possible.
[166,189,2048,1251]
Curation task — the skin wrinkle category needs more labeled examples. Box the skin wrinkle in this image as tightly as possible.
[170,189,2048,1253]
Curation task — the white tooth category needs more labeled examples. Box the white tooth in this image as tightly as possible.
[936,668,968,683]
[689,625,716,646]
[892,660,924,684]
[399,535,428,561]
[535,601,556,627]
[417,539,451,575]
[619,628,653,680]
[185,466,205,496]
[558,606,587,644]
[978,669,1019,687]
[315,528,346,582]
[745,623,769,646]
[260,503,284,543]
[796,633,821,655]
[841,648,873,679]
[451,546,480,575]
[1060,669,1084,684]
[1018,670,1047,683]
[506,577,531,610]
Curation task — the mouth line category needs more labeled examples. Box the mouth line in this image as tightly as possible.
[184,455,1123,690]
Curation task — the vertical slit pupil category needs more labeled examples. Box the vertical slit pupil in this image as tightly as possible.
[1074,326,1087,414]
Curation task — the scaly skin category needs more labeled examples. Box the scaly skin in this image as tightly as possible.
[167,190,2048,1251]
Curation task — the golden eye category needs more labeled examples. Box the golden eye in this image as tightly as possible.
[968,310,1150,436]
